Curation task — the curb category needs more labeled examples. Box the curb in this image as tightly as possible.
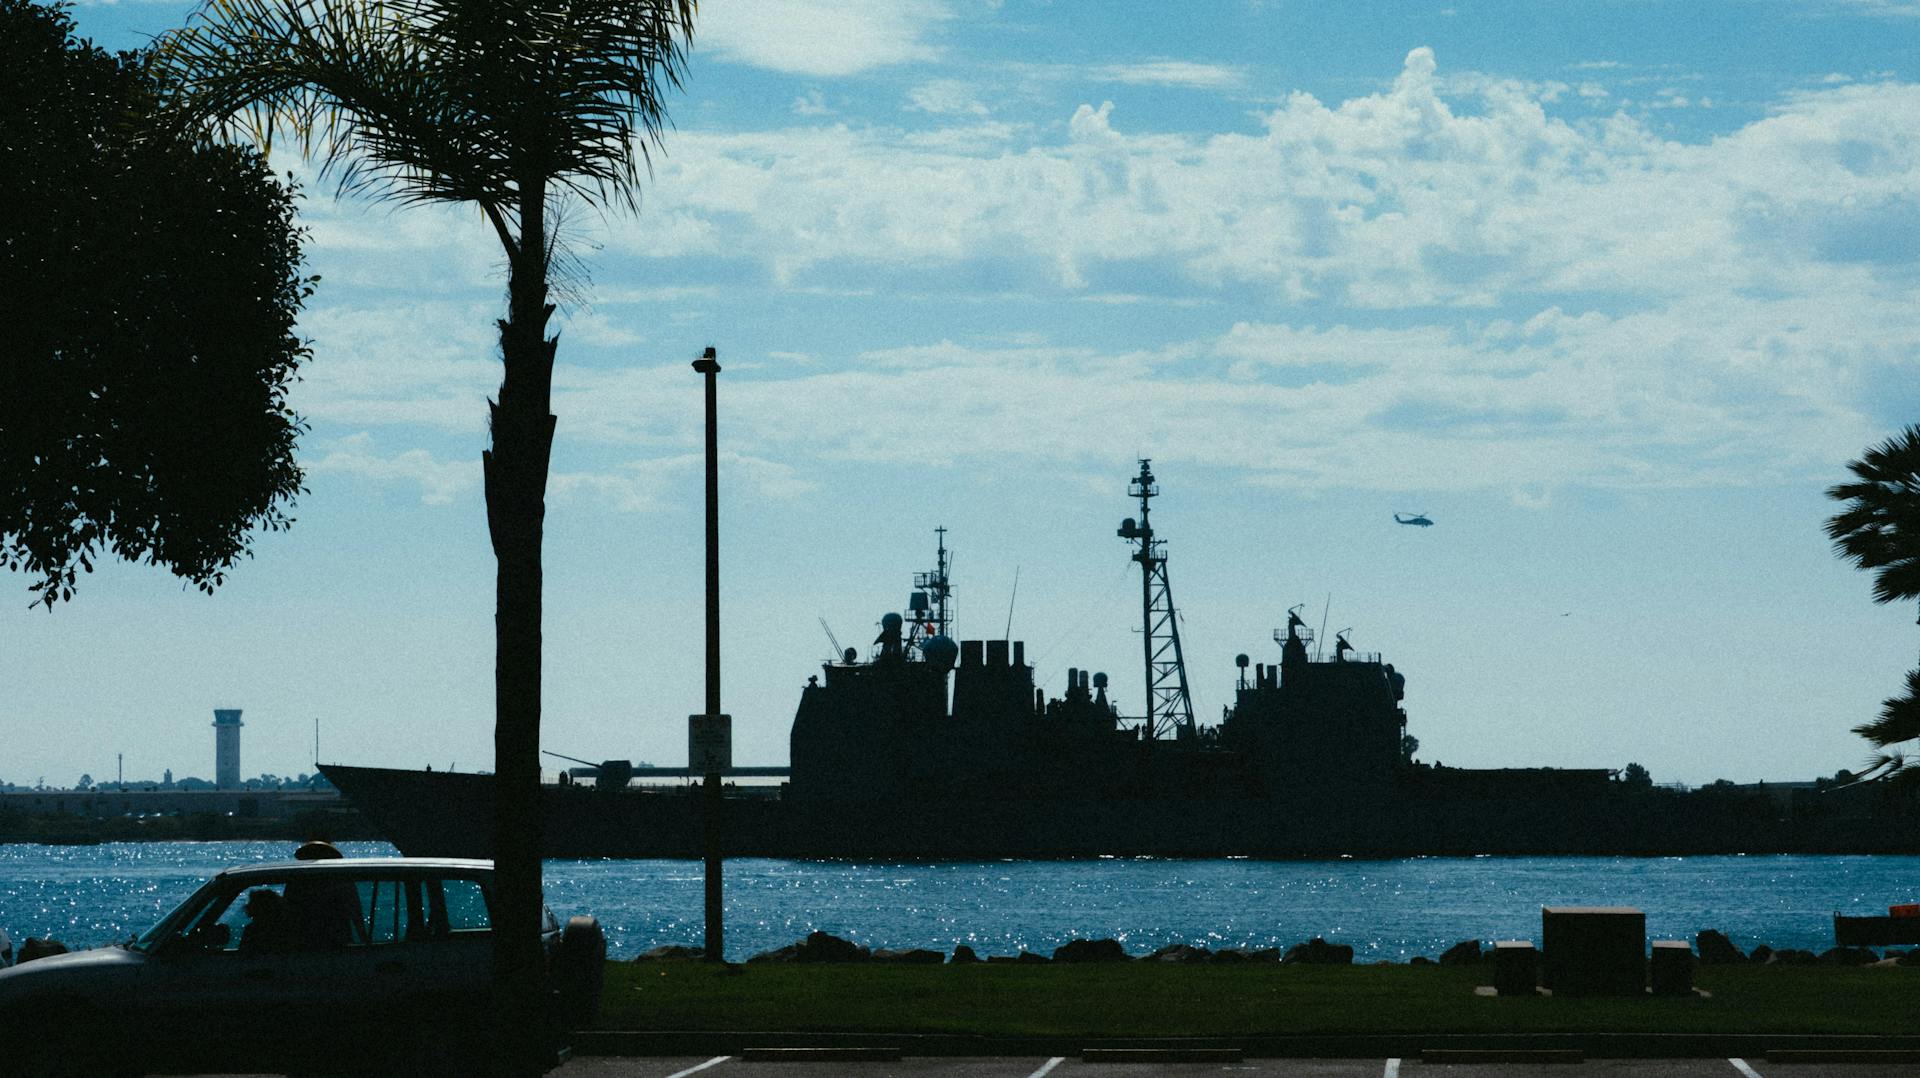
[574,1031,1920,1059]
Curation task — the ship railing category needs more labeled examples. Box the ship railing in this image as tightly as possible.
[1314,651,1381,664]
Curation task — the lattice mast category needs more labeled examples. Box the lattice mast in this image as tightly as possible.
[1117,459,1195,740]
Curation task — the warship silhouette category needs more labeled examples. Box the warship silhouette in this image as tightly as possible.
[322,461,1917,859]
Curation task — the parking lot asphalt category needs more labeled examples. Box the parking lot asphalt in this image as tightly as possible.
[530,1057,1920,1078]
[153,1058,1920,1078]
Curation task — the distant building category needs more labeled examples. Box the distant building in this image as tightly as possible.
[213,709,243,790]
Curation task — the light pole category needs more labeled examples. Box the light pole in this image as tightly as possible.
[691,346,727,963]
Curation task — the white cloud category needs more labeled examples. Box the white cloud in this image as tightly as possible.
[697,0,953,77]
[907,79,990,116]
[1092,61,1245,90]
[291,304,500,435]
[277,48,1920,500]
[551,452,816,511]
[623,47,1920,314]
[306,434,478,505]
[1833,0,1920,16]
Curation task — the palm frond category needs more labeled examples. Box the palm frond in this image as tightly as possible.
[1826,425,1920,604]
[155,0,696,243]
[1852,667,1920,748]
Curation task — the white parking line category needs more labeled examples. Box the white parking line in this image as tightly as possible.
[664,1057,732,1078]
[1028,1058,1066,1078]
[1729,1059,1765,1078]
[1384,1059,1401,1078]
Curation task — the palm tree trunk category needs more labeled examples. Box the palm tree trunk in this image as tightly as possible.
[483,179,557,1075]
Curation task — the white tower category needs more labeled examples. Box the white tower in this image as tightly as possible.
[213,709,243,789]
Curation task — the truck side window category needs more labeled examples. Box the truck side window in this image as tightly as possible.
[364,879,410,944]
[439,878,491,934]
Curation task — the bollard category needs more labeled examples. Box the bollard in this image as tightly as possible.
[1650,939,1694,996]
[1493,940,1538,996]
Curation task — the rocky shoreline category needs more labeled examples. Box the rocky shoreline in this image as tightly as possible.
[629,928,1920,968]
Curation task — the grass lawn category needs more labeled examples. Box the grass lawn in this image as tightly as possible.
[597,962,1918,1037]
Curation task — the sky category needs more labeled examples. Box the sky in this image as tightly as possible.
[7,0,1920,790]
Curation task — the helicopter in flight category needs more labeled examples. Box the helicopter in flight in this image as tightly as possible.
[1393,512,1434,527]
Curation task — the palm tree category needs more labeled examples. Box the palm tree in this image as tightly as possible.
[1827,425,1920,788]
[157,2,696,1068]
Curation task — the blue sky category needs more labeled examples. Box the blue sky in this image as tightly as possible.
[8,0,1920,789]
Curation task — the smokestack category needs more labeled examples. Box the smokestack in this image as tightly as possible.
[212,709,243,790]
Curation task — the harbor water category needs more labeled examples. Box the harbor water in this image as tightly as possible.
[2,841,1914,962]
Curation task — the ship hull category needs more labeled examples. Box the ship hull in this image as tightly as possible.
[321,763,1920,860]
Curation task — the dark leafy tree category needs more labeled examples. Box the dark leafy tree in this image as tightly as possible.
[155,2,696,1069]
[1620,762,1652,788]
[1827,426,1920,789]
[0,0,312,608]
[1399,733,1419,765]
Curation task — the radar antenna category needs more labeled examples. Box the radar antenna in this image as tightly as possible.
[1116,459,1196,741]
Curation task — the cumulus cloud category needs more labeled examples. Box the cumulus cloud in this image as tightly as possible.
[621,47,1920,311]
[279,47,1920,501]
[697,0,952,77]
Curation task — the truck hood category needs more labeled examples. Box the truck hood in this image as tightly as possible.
[0,946,143,1002]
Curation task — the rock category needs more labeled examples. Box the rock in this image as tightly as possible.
[1282,937,1353,965]
[1695,929,1745,965]
[1016,950,1051,963]
[1210,948,1248,964]
[950,944,981,964]
[1410,955,1436,966]
[986,955,1018,964]
[872,947,945,964]
[1438,940,1482,966]
[1748,945,1773,964]
[1147,943,1211,963]
[746,944,800,964]
[1766,948,1818,965]
[1052,938,1129,963]
[632,944,703,962]
[16,938,68,965]
[1818,946,1878,966]
[1247,948,1282,962]
[796,930,870,963]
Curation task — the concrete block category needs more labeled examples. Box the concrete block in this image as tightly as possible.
[1542,906,1646,996]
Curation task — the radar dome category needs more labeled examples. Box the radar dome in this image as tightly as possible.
[1092,672,1108,688]
[922,635,959,670]
[881,612,903,631]
[1235,653,1250,669]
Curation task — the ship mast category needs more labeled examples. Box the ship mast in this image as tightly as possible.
[1117,459,1195,741]
[913,526,954,643]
